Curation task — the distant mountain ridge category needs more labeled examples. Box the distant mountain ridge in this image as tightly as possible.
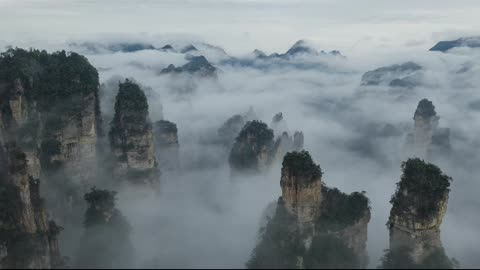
[430,37,480,52]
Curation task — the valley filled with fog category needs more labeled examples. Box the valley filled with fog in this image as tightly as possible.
[1,0,480,268]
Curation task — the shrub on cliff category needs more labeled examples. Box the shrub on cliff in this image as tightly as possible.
[229,120,274,171]
[282,151,322,180]
[414,98,436,119]
[0,48,99,118]
[317,185,370,231]
[390,158,452,221]
[77,187,134,268]
[246,199,303,269]
[109,79,150,139]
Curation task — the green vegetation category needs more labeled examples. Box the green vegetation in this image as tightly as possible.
[229,120,274,171]
[155,120,177,134]
[317,186,370,231]
[304,234,359,269]
[415,99,436,119]
[246,199,304,269]
[390,158,452,221]
[109,79,150,142]
[0,48,99,124]
[282,151,322,181]
[84,187,118,227]
[77,188,134,268]
[379,247,458,269]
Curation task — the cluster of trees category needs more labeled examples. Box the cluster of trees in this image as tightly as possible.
[414,98,437,118]
[390,158,452,221]
[317,186,370,231]
[282,151,323,180]
[229,120,275,171]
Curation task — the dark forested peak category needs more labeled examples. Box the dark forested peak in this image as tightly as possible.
[155,120,177,133]
[160,55,216,77]
[236,120,274,145]
[361,61,422,87]
[181,44,198,53]
[390,158,451,221]
[252,49,267,58]
[272,112,283,124]
[69,41,156,53]
[430,36,480,52]
[160,44,175,51]
[282,150,322,180]
[114,79,149,114]
[108,42,155,53]
[0,48,99,113]
[84,188,118,226]
[317,185,370,231]
[229,120,275,172]
[183,55,216,73]
[414,98,436,119]
[285,40,317,56]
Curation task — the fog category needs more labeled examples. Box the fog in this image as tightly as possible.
[2,0,480,268]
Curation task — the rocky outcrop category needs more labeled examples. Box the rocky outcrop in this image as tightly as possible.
[430,36,480,52]
[109,80,159,186]
[0,143,64,269]
[229,120,275,173]
[361,62,423,88]
[160,56,216,77]
[153,120,179,171]
[0,48,102,224]
[280,151,322,229]
[381,158,455,269]
[76,188,133,268]
[248,151,371,269]
[406,99,451,160]
[0,49,101,186]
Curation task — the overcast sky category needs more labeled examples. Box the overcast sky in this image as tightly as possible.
[1,0,479,55]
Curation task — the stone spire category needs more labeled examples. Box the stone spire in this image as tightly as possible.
[229,120,275,173]
[0,143,64,269]
[382,158,455,268]
[153,120,179,171]
[109,80,159,186]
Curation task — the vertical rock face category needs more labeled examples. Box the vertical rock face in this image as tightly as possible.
[274,131,304,161]
[0,143,64,269]
[382,158,455,269]
[109,80,159,186]
[248,151,371,269]
[408,99,450,160]
[0,49,102,225]
[76,188,133,268]
[229,120,275,173]
[280,151,322,227]
[153,120,179,171]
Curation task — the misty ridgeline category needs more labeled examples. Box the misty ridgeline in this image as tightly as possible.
[0,38,475,269]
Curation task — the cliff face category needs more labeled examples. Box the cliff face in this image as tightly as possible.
[0,48,102,228]
[153,120,179,171]
[407,99,451,160]
[280,151,322,227]
[383,158,454,268]
[0,143,63,269]
[0,49,101,186]
[76,188,133,268]
[109,80,159,186]
[229,120,275,173]
[248,151,371,269]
